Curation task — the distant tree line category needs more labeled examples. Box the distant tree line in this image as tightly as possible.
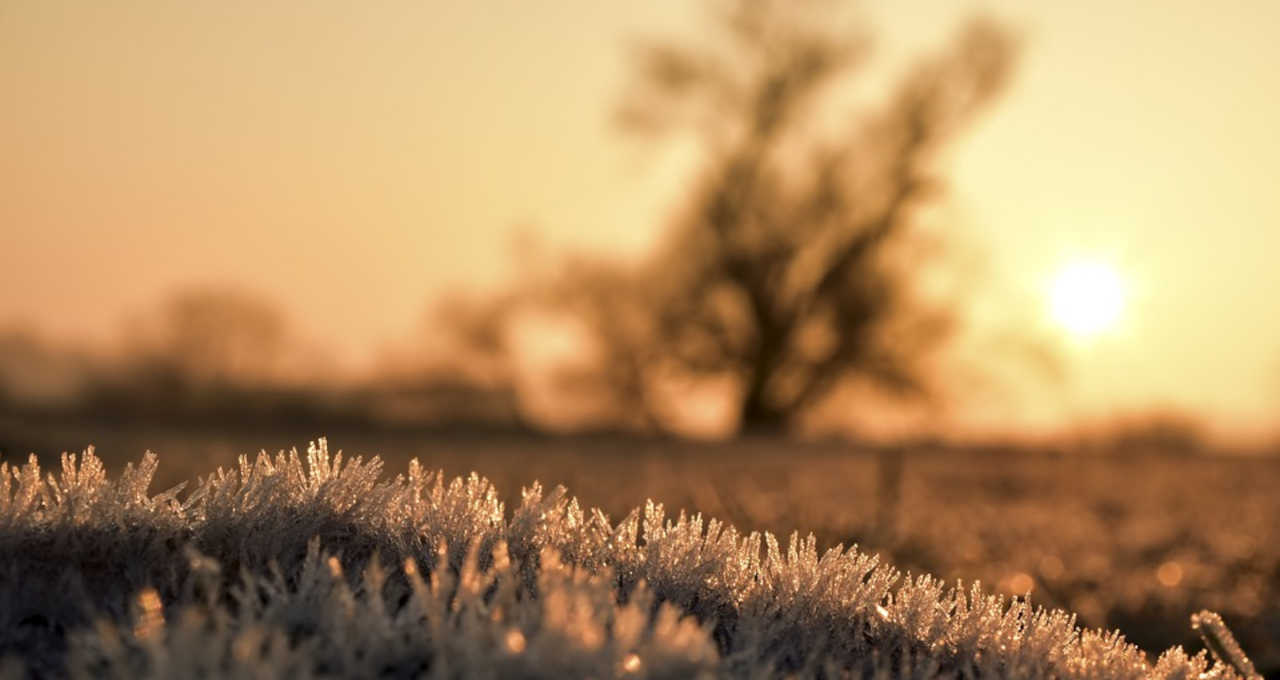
[0,287,522,430]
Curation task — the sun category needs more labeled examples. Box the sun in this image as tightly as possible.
[1048,260,1126,338]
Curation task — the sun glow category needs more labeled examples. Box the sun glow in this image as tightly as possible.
[1048,260,1126,339]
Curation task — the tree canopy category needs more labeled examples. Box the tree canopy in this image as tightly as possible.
[442,1,1020,434]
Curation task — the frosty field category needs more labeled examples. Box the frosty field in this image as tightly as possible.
[1,429,1277,678]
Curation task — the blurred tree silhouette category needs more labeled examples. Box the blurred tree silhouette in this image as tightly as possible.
[129,287,293,392]
[0,329,91,409]
[426,292,517,389]
[1093,409,1207,455]
[443,1,1020,434]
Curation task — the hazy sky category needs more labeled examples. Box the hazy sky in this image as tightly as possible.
[4,1,1280,439]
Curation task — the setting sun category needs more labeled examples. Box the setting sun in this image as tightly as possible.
[1049,260,1126,338]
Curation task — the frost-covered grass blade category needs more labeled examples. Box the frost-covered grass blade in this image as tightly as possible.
[0,440,1257,678]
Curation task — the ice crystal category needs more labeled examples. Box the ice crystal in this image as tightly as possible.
[1192,610,1260,680]
[0,439,1256,678]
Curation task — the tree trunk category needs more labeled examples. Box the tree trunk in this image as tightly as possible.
[737,319,791,435]
[738,378,789,435]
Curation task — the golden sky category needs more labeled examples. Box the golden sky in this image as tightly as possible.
[3,1,1280,439]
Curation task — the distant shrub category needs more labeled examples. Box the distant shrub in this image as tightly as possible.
[0,440,1255,678]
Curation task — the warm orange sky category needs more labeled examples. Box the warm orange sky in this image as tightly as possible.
[4,1,1280,440]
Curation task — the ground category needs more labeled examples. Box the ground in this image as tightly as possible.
[3,421,1279,675]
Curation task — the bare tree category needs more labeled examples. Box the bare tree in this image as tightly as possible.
[139,287,292,390]
[445,1,1020,434]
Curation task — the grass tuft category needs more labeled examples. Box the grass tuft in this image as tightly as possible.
[0,439,1257,678]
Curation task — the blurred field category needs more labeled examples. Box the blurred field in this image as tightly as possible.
[3,420,1279,674]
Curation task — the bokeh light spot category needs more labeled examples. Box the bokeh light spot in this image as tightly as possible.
[1007,572,1035,594]
[1156,561,1183,587]
[504,629,527,654]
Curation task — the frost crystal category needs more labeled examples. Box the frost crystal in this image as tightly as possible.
[1192,610,1261,680]
[0,439,1258,679]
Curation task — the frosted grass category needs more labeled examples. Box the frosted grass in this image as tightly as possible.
[0,439,1254,678]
